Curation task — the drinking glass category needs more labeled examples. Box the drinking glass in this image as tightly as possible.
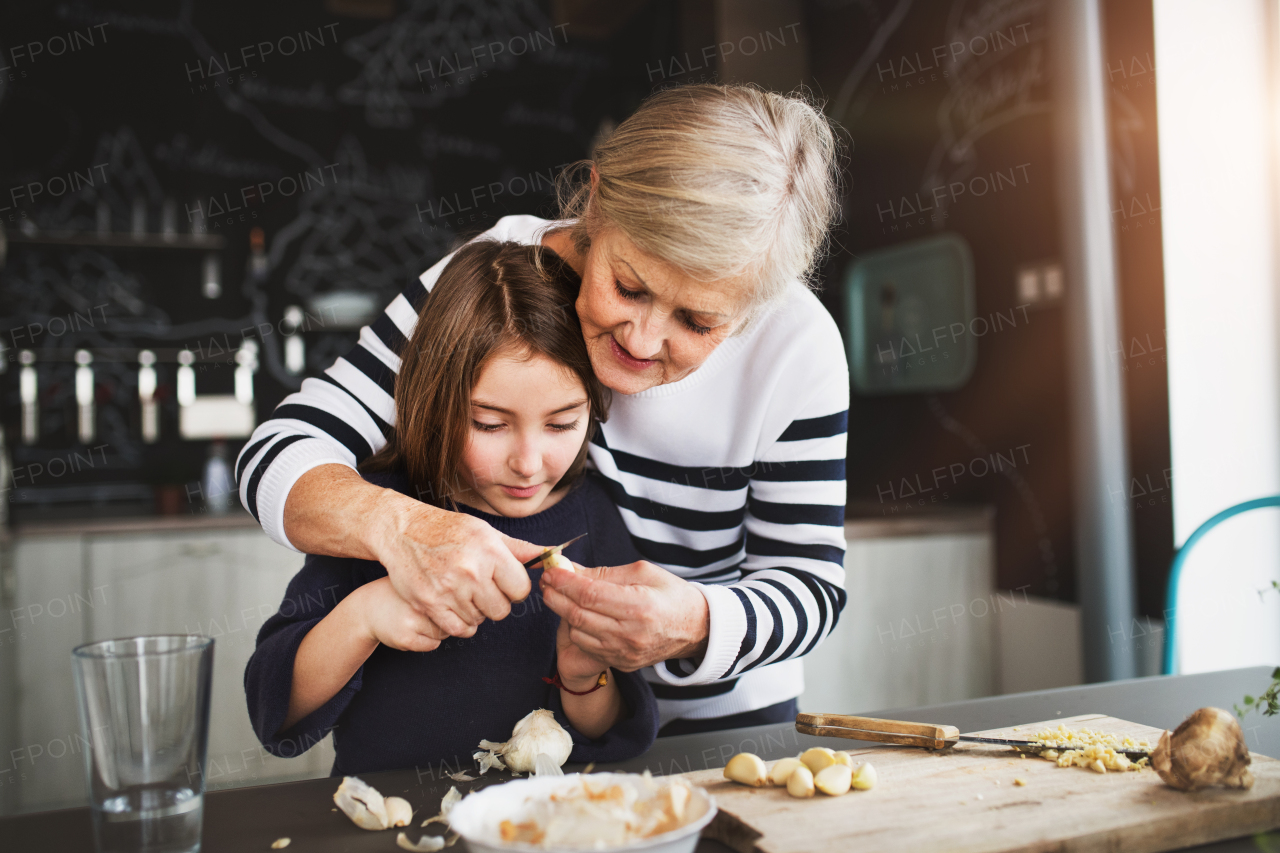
[72,635,214,853]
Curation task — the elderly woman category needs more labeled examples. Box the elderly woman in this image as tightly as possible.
[238,83,849,734]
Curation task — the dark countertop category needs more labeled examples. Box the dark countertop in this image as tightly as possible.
[4,665,1277,852]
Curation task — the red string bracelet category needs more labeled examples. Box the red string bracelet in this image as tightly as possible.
[542,668,609,695]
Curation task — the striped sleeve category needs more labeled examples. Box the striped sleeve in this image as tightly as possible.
[237,217,552,548]
[651,386,849,687]
[236,266,452,549]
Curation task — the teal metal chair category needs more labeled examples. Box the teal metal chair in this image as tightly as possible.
[1163,495,1280,675]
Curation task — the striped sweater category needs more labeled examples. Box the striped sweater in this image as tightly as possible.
[237,216,850,726]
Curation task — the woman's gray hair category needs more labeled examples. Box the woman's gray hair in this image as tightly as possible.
[557,83,842,321]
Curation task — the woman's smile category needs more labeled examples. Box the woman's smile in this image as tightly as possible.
[607,335,657,371]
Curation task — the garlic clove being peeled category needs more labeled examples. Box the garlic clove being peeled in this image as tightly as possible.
[478,709,573,774]
[1151,707,1254,791]
[544,552,575,572]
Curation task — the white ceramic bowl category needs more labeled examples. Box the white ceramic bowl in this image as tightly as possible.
[448,773,717,853]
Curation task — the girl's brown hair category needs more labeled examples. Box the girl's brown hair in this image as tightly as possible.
[362,240,608,507]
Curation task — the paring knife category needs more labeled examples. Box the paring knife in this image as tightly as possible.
[522,533,588,570]
[795,713,1154,760]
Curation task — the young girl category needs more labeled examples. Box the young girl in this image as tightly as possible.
[245,241,657,777]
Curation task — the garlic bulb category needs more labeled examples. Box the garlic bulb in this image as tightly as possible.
[1150,707,1254,791]
[334,776,390,830]
[479,709,573,773]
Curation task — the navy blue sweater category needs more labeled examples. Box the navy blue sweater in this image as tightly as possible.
[244,471,658,777]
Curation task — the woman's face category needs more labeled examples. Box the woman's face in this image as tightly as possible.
[457,348,589,518]
[573,226,753,395]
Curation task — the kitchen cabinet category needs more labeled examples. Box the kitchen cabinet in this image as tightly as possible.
[801,510,1000,714]
[0,515,333,817]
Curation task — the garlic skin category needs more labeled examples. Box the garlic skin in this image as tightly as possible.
[481,709,573,773]
[396,832,445,852]
[334,776,391,830]
[1151,707,1254,791]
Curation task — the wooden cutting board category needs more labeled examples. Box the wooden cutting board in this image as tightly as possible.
[681,714,1280,853]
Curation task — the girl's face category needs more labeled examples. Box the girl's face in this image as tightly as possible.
[456,348,590,518]
[572,226,753,395]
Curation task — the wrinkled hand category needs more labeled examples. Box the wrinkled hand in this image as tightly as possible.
[371,494,544,637]
[352,577,449,653]
[539,561,710,672]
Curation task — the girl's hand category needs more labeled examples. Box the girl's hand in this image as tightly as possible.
[555,611,611,692]
[353,577,449,652]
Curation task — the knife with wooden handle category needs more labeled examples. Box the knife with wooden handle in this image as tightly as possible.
[795,713,1154,759]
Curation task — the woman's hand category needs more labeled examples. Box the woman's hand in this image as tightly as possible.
[352,577,449,652]
[539,561,710,672]
[284,465,546,638]
[369,489,546,637]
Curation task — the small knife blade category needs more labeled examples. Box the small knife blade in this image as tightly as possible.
[794,713,1154,759]
[957,735,1152,760]
[522,533,588,570]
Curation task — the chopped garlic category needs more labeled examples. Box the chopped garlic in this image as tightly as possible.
[1013,778,1027,787]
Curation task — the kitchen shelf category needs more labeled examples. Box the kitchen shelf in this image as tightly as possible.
[5,231,225,250]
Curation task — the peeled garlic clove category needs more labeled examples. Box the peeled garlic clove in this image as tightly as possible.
[787,764,815,798]
[852,762,877,790]
[800,747,837,774]
[814,763,853,796]
[386,796,414,827]
[768,757,804,786]
[396,832,446,852]
[271,840,291,850]
[544,552,574,572]
[832,751,854,767]
[724,752,768,786]
[1151,707,1254,791]
[334,776,390,830]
